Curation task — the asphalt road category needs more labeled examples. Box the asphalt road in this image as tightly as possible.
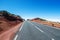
[13,21,60,40]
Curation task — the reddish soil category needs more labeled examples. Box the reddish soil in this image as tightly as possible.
[0,16,23,40]
[31,19,60,28]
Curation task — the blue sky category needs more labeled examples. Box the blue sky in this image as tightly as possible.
[0,0,60,22]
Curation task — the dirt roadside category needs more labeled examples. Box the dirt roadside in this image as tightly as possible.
[0,22,22,40]
[31,19,60,28]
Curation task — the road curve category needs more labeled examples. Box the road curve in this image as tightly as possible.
[13,21,60,40]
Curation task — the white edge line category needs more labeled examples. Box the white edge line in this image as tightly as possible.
[52,38,55,40]
[13,21,25,40]
[14,35,18,40]
[32,21,60,30]
[19,21,25,31]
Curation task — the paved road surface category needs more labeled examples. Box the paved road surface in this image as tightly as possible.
[13,21,60,40]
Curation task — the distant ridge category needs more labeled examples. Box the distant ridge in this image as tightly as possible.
[32,17,47,21]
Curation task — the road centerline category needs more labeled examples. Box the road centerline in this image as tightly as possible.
[28,21,45,33]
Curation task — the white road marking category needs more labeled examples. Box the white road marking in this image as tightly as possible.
[14,35,18,40]
[52,38,55,40]
[51,27,60,30]
[19,21,25,31]
[42,24,60,30]
[31,21,60,30]
[27,21,56,40]
[29,22,44,33]
[35,26,44,32]
[13,21,25,40]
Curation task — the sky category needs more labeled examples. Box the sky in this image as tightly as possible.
[0,0,60,22]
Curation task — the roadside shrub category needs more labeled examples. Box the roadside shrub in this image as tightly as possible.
[0,10,24,22]
[34,18,46,21]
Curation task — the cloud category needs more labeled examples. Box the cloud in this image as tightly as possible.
[46,19,60,22]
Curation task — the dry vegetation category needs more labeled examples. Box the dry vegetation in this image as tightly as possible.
[0,10,24,34]
[31,18,60,28]
[0,10,24,40]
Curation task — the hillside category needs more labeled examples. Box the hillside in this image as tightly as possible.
[0,10,24,40]
[31,17,60,28]
[0,10,24,33]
